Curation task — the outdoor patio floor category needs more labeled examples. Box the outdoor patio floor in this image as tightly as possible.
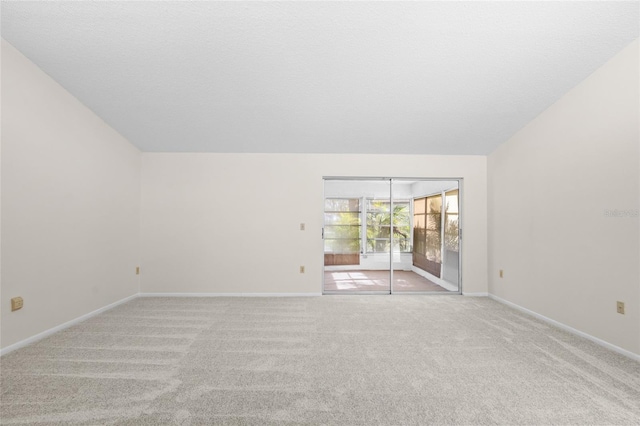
[323,270,450,292]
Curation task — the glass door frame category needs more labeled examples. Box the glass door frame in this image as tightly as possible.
[322,177,392,295]
[322,177,463,295]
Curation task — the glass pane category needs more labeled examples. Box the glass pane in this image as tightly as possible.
[323,225,361,239]
[393,238,411,252]
[427,196,442,214]
[413,228,425,254]
[325,198,360,212]
[392,203,410,225]
[398,180,459,294]
[368,224,390,239]
[365,198,410,253]
[396,225,410,241]
[426,230,441,262]
[324,238,360,253]
[442,187,460,290]
[324,179,391,294]
[445,190,458,214]
[367,200,390,213]
[444,214,459,252]
[324,212,360,225]
[426,214,441,231]
[365,212,385,225]
[367,238,390,253]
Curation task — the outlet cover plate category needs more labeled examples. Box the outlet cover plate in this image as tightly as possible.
[11,297,23,311]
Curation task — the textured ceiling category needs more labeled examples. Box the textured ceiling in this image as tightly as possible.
[1,1,638,154]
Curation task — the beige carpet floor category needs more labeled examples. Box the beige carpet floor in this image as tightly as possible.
[1,296,639,425]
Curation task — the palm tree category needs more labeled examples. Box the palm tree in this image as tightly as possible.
[367,203,410,252]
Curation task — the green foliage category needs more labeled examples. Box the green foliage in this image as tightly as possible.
[366,202,410,252]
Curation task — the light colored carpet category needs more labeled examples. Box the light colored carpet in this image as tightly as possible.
[1,296,639,425]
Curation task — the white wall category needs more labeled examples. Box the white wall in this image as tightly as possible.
[140,154,486,294]
[488,40,640,355]
[1,40,141,350]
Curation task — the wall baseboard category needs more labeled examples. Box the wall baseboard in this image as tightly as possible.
[0,293,138,357]
[140,292,323,297]
[488,294,640,362]
[462,292,488,297]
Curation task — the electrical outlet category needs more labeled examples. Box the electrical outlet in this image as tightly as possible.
[300,266,305,273]
[11,297,23,312]
[617,301,625,315]
[499,269,504,278]
[300,223,305,231]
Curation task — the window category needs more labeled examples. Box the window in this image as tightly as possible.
[425,195,442,262]
[412,193,443,276]
[366,199,411,253]
[444,190,459,253]
[324,198,361,265]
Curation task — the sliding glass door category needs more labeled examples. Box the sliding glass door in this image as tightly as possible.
[323,178,461,294]
[323,179,391,294]
[391,179,460,293]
